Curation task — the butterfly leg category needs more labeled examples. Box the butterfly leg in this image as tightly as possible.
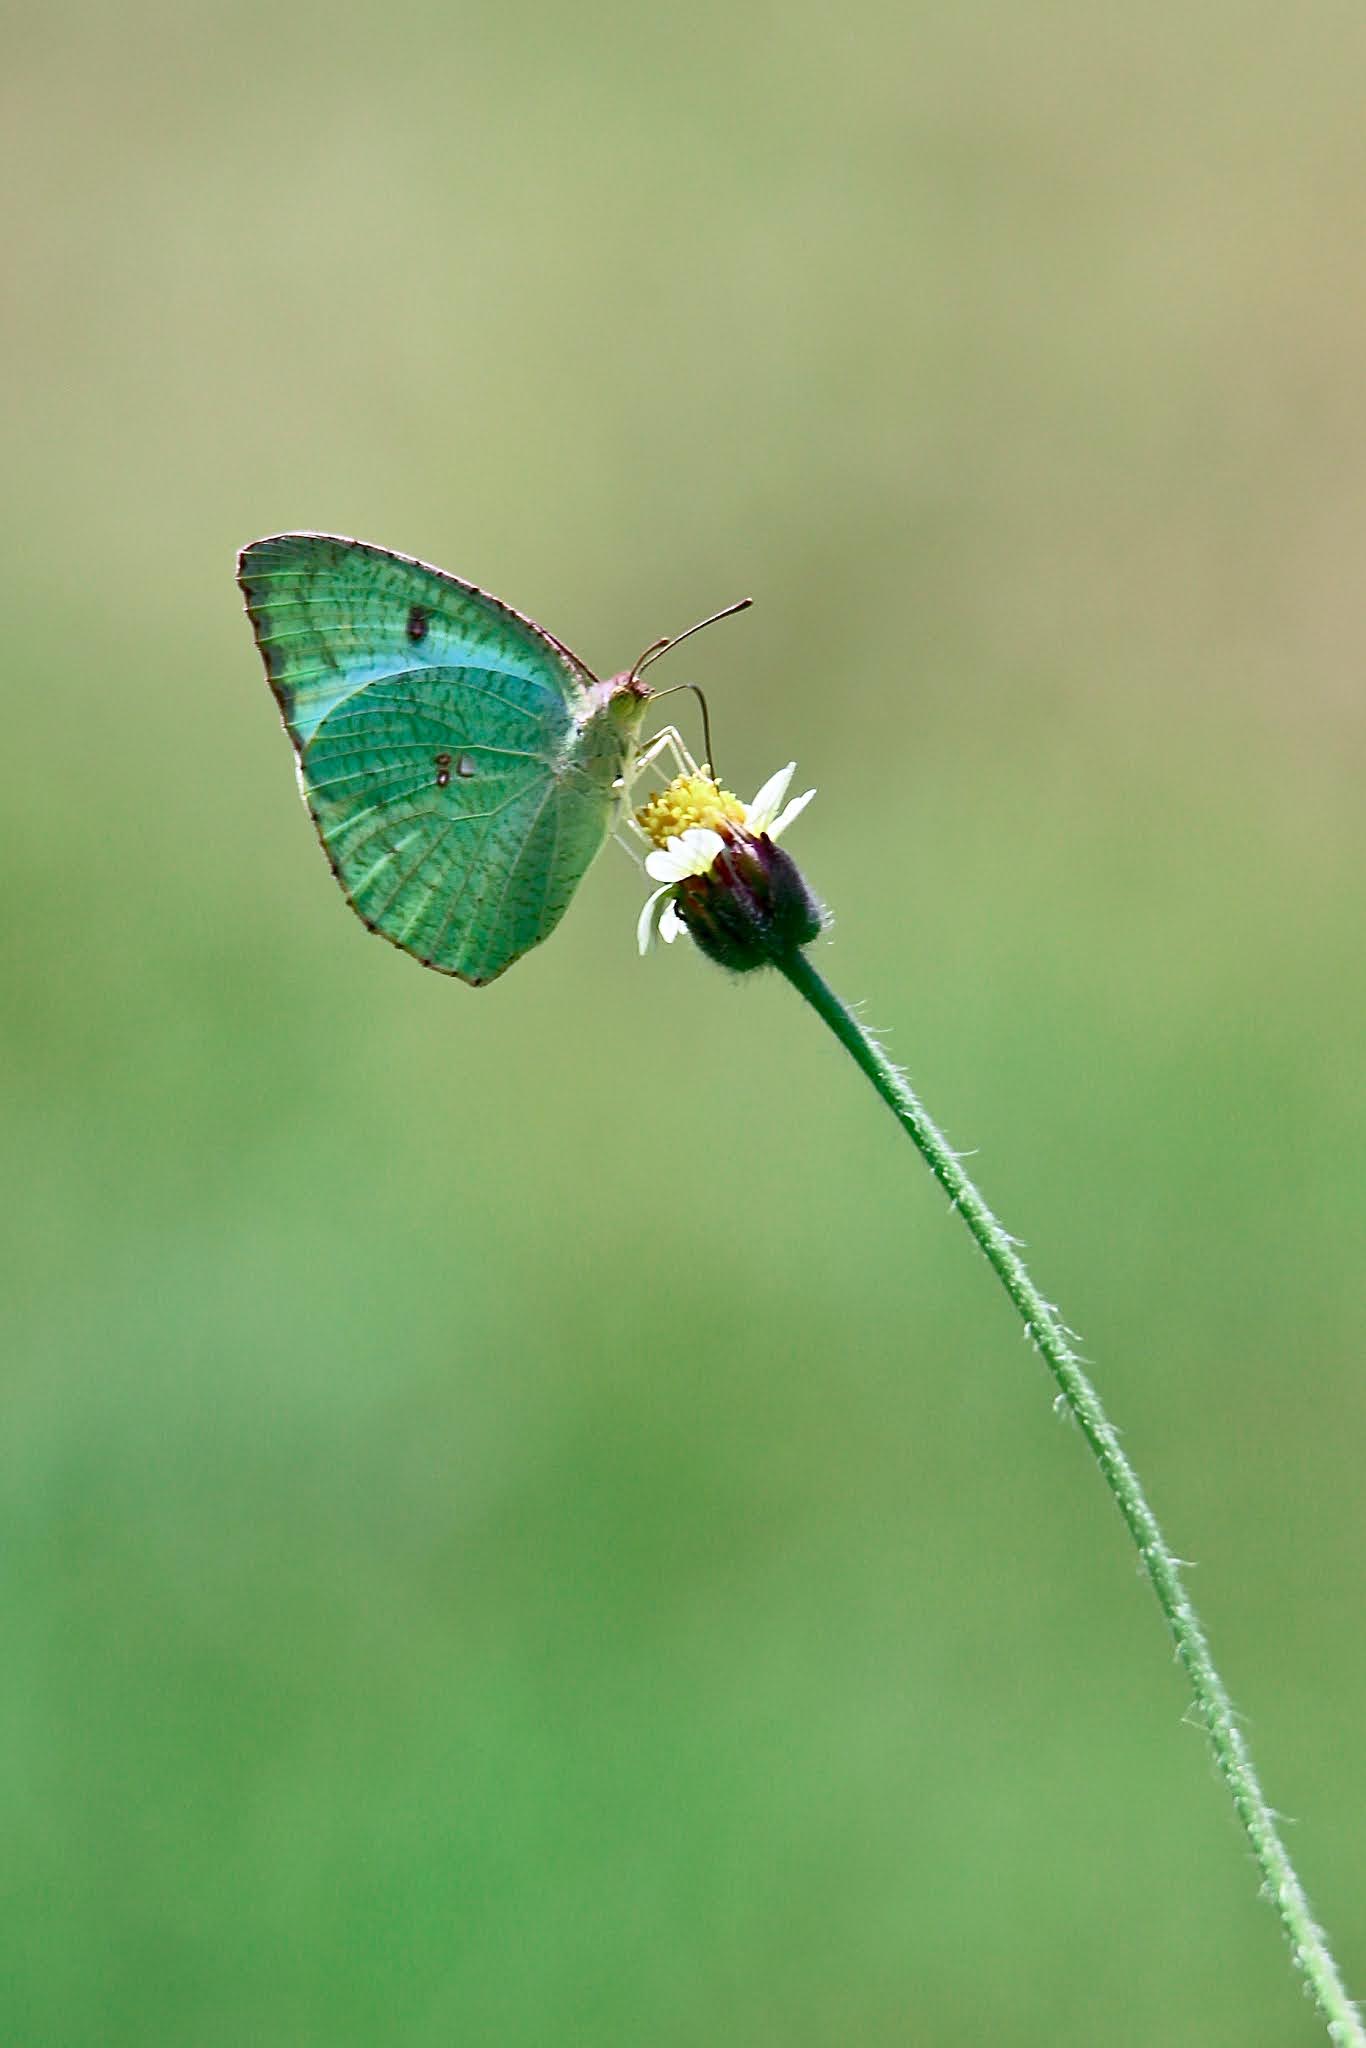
[614,725,706,855]
[626,724,699,787]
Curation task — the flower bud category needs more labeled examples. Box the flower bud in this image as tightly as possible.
[673,825,824,972]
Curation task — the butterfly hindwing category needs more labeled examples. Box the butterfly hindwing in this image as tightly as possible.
[239,533,627,985]
[299,665,612,985]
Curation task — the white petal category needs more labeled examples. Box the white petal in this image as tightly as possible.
[676,825,726,869]
[745,762,796,834]
[644,827,725,883]
[643,845,689,883]
[659,900,685,943]
[636,886,670,953]
[767,786,816,840]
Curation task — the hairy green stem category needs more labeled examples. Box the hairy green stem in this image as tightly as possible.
[776,947,1363,2046]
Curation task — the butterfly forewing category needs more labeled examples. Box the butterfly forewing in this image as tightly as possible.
[239,533,631,985]
[238,532,595,746]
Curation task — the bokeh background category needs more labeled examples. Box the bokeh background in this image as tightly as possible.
[4,2,1365,2042]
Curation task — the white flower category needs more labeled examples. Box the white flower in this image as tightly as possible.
[643,825,728,887]
[636,762,816,953]
[744,761,816,841]
[635,887,690,952]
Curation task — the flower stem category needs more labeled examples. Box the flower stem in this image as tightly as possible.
[775,946,1363,2046]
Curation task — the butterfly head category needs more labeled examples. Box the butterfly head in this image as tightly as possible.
[602,597,753,763]
[608,667,655,704]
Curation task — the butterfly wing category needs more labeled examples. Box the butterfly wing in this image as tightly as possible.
[239,533,618,985]
[239,530,595,740]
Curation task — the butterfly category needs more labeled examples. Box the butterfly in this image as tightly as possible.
[238,533,746,986]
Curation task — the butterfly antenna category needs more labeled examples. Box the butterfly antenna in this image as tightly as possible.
[628,597,753,687]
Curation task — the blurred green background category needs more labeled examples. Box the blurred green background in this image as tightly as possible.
[4,1,1365,2041]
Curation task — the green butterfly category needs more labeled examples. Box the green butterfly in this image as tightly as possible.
[238,533,744,986]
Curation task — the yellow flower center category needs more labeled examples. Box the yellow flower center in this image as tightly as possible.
[634,772,745,849]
